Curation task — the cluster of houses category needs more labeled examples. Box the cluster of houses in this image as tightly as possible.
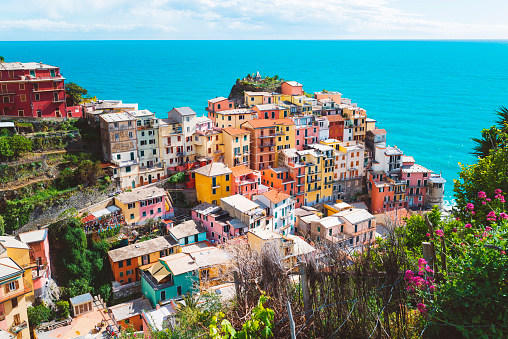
[0,62,448,337]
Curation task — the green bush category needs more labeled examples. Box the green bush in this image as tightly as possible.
[28,303,53,327]
[55,300,70,319]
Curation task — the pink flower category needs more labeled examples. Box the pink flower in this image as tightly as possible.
[471,211,476,215]
[465,223,472,228]
[404,270,414,280]
[500,197,506,203]
[501,251,506,255]
[466,203,475,211]
[500,212,508,219]
[485,226,492,231]
[455,217,460,221]
[487,211,496,221]
[426,232,431,237]
[418,258,427,267]
[435,229,444,237]
[482,201,487,205]
[486,198,492,202]
[452,227,457,233]
[425,265,434,274]
[495,188,503,194]
[478,191,487,199]
[429,285,436,291]
[417,303,427,314]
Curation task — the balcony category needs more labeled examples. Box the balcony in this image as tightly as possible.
[11,320,27,334]
[307,186,321,192]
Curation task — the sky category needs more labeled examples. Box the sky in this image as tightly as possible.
[1,0,508,40]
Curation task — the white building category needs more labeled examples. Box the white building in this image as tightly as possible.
[254,190,295,235]
[316,117,329,141]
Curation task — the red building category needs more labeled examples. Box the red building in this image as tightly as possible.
[325,115,345,141]
[0,62,67,118]
[206,96,235,122]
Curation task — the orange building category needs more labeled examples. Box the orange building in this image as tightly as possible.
[241,119,277,170]
[368,171,407,214]
[108,237,179,285]
[110,298,152,331]
[206,96,235,122]
[281,81,304,96]
[314,91,342,104]
[261,167,296,201]
[252,104,288,120]
[231,165,261,199]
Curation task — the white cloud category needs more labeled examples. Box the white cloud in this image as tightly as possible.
[1,0,508,39]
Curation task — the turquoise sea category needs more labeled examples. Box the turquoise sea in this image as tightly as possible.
[2,40,508,200]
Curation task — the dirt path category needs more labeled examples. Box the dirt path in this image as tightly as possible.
[0,175,52,191]
[0,149,67,167]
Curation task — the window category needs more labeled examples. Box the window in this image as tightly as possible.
[126,259,131,266]
[142,211,147,217]
[177,286,182,296]
[118,260,124,268]
[35,93,40,101]
[130,214,134,220]
[126,166,131,173]
[17,110,24,117]
[11,298,18,309]
[126,270,132,275]
[161,291,166,300]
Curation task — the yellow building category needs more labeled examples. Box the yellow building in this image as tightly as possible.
[289,95,313,114]
[193,162,232,205]
[183,245,231,289]
[0,243,32,339]
[222,128,250,168]
[341,104,367,142]
[194,130,224,162]
[0,237,34,303]
[213,109,257,129]
[299,144,335,205]
[243,91,273,107]
[274,119,295,165]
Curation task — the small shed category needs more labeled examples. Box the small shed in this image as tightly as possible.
[70,293,94,317]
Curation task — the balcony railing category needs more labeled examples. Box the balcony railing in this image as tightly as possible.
[11,320,27,334]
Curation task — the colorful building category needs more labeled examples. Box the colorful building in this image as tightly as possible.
[292,115,319,150]
[210,108,257,129]
[278,149,308,208]
[100,113,139,189]
[243,91,273,107]
[193,162,232,205]
[161,107,197,169]
[168,220,207,246]
[110,298,152,331]
[0,254,30,338]
[0,62,67,118]
[140,253,199,307]
[192,203,234,244]
[316,117,329,141]
[253,190,295,235]
[206,96,235,119]
[220,194,270,230]
[114,186,168,225]
[130,109,165,185]
[230,165,261,200]
[401,156,432,210]
[281,81,304,96]
[222,128,250,168]
[17,229,51,299]
[193,118,224,163]
[0,237,34,303]
[325,115,345,141]
[314,91,342,104]
[252,104,288,120]
[108,236,180,285]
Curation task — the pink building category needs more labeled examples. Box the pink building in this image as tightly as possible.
[292,115,319,150]
[281,81,304,96]
[206,97,235,123]
[230,165,261,200]
[400,156,432,210]
[191,203,245,244]
[18,229,51,298]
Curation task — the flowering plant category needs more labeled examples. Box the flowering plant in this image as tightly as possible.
[405,189,508,338]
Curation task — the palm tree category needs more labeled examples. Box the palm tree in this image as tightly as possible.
[472,126,502,158]
[496,106,508,128]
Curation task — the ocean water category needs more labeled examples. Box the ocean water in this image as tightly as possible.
[1,40,508,200]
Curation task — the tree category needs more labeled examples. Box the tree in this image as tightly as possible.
[55,300,70,319]
[65,82,88,106]
[0,215,4,235]
[28,304,53,327]
[0,56,4,63]
[76,160,103,186]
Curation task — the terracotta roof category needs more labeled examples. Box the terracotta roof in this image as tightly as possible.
[223,127,249,136]
[371,129,386,135]
[324,115,344,122]
[243,119,294,129]
[231,165,254,177]
[262,189,290,204]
